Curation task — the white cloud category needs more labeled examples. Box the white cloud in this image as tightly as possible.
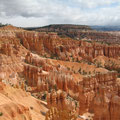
[73,0,120,8]
[0,0,120,27]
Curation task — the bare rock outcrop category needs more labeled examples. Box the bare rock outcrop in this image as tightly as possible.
[89,86,120,120]
[45,107,77,120]
[46,91,67,109]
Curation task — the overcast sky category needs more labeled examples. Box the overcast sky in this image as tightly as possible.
[0,0,120,27]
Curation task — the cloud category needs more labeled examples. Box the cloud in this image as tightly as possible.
[0,0,120,27]
[72,0,120,8]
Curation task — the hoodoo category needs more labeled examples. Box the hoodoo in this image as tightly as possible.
[0,24,120,120]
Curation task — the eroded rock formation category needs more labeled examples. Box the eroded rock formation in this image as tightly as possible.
[0,25,120,120]
[89,85,120,120]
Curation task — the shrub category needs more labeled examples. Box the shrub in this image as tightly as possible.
[30,106,33,110]
[41,92,47,100]
[0,112,3,116]
[54,84,57,91]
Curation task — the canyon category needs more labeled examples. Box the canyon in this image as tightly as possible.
[0,25,120,120]
[27,24,120,44]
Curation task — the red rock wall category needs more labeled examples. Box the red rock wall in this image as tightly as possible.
[17,31,120,63]
[89,86,120,120]
[47,91,67,110]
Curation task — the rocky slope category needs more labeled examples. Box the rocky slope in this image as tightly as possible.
[0,25,120,120]
[25,24,120,44]
[0,82,48,120]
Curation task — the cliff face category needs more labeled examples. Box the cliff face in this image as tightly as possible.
[45,107,77,120]
[23,51,120,120]
[89,86,120,120]
[0,25,120,120]
[46,91,67,109]
[0,41,27,86]
[78,72,118,115]
[46,90,79,120]
[23,51,119,94]
[0,26,49,120]
[25,24,120,44]
[16,31,120,65]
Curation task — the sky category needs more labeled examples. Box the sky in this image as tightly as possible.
[0,0,120,27]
